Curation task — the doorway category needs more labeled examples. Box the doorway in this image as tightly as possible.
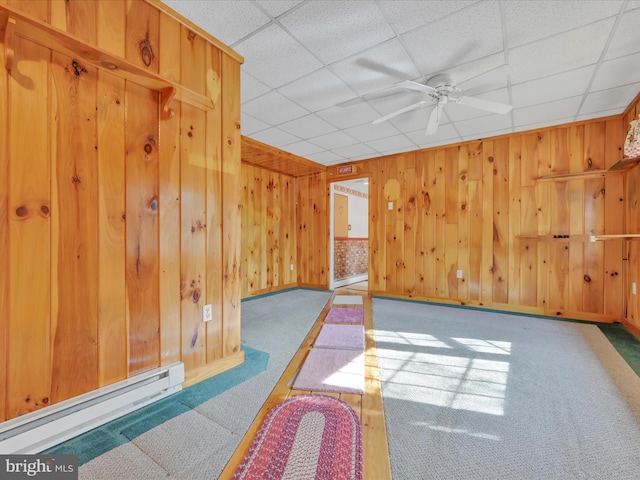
[329,178,369,290]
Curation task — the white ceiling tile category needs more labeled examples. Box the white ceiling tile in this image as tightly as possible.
[250,127,300,147]
[591,53,640,92]
[255,0,304,18]
[317,102,381,129]
[508,18,615,84]
[306,150,346,163]
[308,131,359,149]
[387,104,435,134]
[243,91,308,125]
[515,117,575,132]
[162,0,270,46]
[241,71,271,103]
[453,54,510,94]
[279,140,324,156]
[366,88,424,114]
[512,97,583,127]
[330,38,421,95]
[445,88,511,122]
[580,82,640,115]
[278,68,355,112]
[627,0,640,10]
[509,19,613,83]
[332,143,378,158]
[461,128,512,142]
[604,7,640,60]
[277,114,336,138]
[576,108,624,122]
[510,66,595,108]
[344,121,401,142]
[235,24,323,88]
[377,0,478,35]
[366,134,415,152]
[280,1,396,64]
[407,124,460,145]
[241,113,270,135]
[455,113,512,137]
[378,145,419,157]
[504,0,622,48]
[401,1,504,77]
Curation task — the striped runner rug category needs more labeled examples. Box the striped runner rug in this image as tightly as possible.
[233,394,363,480]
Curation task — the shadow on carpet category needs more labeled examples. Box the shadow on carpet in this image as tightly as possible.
[44,346,269,466]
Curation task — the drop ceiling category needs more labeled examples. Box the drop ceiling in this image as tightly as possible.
[164,0,640,167]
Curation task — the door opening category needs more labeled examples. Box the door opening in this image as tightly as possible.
[329,178,369,290]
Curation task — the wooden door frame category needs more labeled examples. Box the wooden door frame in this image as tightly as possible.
[328,176,370,290]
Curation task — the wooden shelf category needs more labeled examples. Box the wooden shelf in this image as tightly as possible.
[535,157,640,182]
[535,170,609,182]
[1,5,214,119]
[515,234,591,242]
[589,234,640,242]
[609,156,640,172]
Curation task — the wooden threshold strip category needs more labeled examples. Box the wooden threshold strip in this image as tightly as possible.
[219,287,391,479]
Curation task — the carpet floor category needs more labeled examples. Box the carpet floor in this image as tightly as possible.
[50,288,332,480]
[373,298,640,480]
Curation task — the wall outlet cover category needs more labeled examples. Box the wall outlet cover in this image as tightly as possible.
[203,304,213,322]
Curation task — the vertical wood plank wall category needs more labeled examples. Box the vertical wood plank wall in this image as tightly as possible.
[241,164,297,296]
[623,94,640,333]
[296,173,329,289]
[295,117,640,326]
[0,0,242,422]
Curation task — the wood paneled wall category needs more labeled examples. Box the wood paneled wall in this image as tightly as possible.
[297,117,634,323]
[296,173,329,288]
[0,0,242,422]
[622,93,640,334]
[241,164,297,296]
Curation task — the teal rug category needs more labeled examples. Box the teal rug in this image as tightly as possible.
[44,346,268,466]
[598,323,640,377]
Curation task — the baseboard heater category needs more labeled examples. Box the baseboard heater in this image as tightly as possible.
[0,361,184,454]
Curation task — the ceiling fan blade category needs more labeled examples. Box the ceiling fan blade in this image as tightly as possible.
[425,101,444,135]
[396,80,438,94]
[336,88,406,108]
[373,100,428,124]
[456,95,512,114]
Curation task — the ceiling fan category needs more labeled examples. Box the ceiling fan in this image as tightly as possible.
[372,73,513,135]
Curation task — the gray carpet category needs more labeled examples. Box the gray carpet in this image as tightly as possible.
[373,298,640,480]
[78,289,332,480]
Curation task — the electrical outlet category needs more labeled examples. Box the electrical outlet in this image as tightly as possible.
[203,304,213,322]
[388,202,393,210]
[633,282,637,295]
[456,269,463,279]
[290,263,294,271]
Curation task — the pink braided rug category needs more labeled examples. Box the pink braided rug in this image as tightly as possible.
[232,394,363,480]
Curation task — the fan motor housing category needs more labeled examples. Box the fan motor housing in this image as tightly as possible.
[426,74,456,94]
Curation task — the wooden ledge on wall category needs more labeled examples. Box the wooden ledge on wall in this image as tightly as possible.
[241,136,327,177]
[0,5,214,114]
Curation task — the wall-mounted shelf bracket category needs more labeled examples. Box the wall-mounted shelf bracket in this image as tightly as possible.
[160,87,176,120]
[3,15,15,70]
